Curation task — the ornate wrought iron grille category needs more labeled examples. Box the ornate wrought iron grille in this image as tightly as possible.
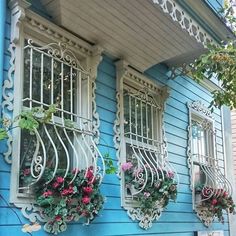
[122,83,177,202]
[17,39,105,196]
[187,101,232,226]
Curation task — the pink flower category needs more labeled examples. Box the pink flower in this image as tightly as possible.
[166,171,174,179]
[133,168,143,177]
[81,210,89,217]
[82,196,90,204]
[83,186,93,195]
[55,215,62,222]
[144,192,150,198]
[61,185,74,196]
[154,182,161,188]
[23,168,31,176]
[211,199,218,205]
[68,185,74,194]
[61,189,69,196]
[223,191,228,197]
[43,190,53,197]
[52,182,60,189]
[121,162,133,172]
[86,170,94,180]
[72,168,80,174]
[56,176,64,183]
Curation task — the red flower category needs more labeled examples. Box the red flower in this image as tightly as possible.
[83,186,93,194]
[61,189,69,196]
[223,191,228,197]
[43,190,53,197]
[55,215,62,222]
[82,196,90,204]
[23,168,31,176]
[86,170,94,180]
[211,199,218,205]
[52,182,60,189]
[81,210,89,217]
[68,185,74,194]
[56,176,64,183]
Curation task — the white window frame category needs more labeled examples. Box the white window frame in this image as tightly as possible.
[187,101,232,226]
[3,1,104,221]
[114,61,177,229]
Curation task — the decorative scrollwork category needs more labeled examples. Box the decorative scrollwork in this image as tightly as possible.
[113,91,121,177]
[152,0,213,46]
[127,203,163,230]
[2,43,15,164]
[27,39,85,71]
[92,80,100,145]
[196,206,214,227]
[188,101,213,118]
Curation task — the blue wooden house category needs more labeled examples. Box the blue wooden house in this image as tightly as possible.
[0,0,235,235]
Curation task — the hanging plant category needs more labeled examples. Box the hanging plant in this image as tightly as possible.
[195,186,235,224]
[33,167,104,234]
[16,105,116,234]
[121,160,177,214]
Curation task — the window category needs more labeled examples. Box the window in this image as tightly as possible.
[187,101,232,226]
[122,83,164,203]
[114,62,178,229]
[9,11,104,204]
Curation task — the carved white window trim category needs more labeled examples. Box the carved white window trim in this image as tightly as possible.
[187,101,232,226]
[3,0,104,231]
[114,61,178,229]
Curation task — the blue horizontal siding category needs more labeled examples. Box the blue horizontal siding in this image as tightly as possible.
[0,5,229,236]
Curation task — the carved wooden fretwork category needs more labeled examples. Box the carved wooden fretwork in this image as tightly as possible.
[4,1,103,233]
[152,0,213,46]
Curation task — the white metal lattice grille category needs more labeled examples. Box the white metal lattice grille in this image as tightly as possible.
[187,101,232,226]
[18,39,105,195]
[122,84,177,200]
[191,117,232,202]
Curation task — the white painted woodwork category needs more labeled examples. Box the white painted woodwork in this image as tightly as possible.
[231,110,236,183]
[41,0,205,71]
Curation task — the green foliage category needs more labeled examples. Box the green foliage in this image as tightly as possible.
[0,128,8,141]
[0,118,9,141]
[198,186,235,223]
[33,167,104,234]
[192,3,236,109]
[104,153,116,174]
[192,42,236,109]
[16,105,57,132]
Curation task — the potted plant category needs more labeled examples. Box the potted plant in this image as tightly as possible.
[121,160,177,215]
[196,186,235,224]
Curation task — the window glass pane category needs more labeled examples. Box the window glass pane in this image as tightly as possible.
[124,93,129,136]
[43,55,51,105]
[142,102,147,142]
[32,49,41,105]
[136,99,142,142]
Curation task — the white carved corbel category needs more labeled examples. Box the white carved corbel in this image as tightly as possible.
[8,0,31,44]
[88,45,104,81]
